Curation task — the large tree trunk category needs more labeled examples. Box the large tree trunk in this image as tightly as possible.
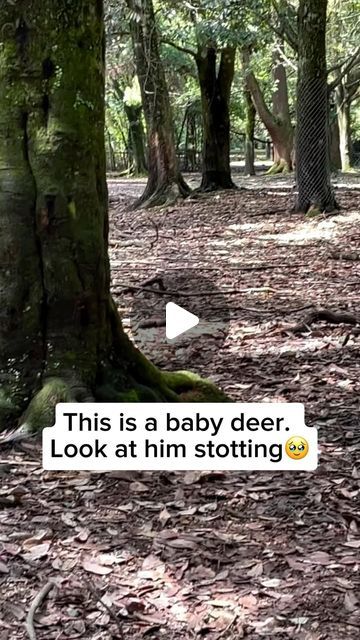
[244,87,256,176]
[242,48,293,174]
[196,47,236,191]
[127,0,189,207]
[295,0,337,213]
[124,103,147,175]
[0,0,221,433]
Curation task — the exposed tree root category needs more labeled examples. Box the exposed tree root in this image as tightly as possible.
[134,175,191,209]
[197,173,238,193]
[162,371,230,402]
[0,305,229,441]
[266,159,292,175]
[283,307,359,335]
[296,192,339,215]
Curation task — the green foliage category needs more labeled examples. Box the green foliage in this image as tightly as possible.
[123,77,141,107]
[103,0,360,167]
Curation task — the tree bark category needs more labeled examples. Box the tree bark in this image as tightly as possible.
[196,47,237,190]
[127,0,190,207]
[124,103,147,175]
[242,47,293,174]
[335,78,352,171]
[271,52,294,171]
[0,0,221,432]
[295,0,337,212]
[329,107,342,170]
[244,87,256,175]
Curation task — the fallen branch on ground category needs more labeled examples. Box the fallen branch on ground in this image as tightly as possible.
[284,308,359,335]
[137,318,166,329]
[25,580,55,640]
[121,275,165,295]
[119,285,276,297]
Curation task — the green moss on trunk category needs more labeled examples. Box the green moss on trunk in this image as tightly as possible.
[0,1,228,436]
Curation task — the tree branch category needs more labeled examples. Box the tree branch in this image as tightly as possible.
[270,0,298,51]
[161,37,197,58]
[242,48,279,138]
[328,47,360,91]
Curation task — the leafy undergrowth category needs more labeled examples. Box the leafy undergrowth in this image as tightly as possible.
[1,175,360,639]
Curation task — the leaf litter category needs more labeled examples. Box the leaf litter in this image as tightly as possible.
[1,175,360,639]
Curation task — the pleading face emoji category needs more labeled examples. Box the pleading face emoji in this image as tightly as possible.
[285,436,309,460]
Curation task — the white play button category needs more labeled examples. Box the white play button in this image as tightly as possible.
[166,302,199,340]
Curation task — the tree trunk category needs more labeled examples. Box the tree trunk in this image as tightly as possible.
[329,110,342,171]
[328,98,341,170]
[0,0,221,433]
[295,0,337,213]
[335,80,352,171]
[196,47,237,190]
[242,47,293,174]
[127,0,189,207]
[124,103,147,175]
[271,53,294,172]
[107,130,117,171]
[244,87,256,175]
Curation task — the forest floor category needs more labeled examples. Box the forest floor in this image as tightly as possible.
[1,173,360,640]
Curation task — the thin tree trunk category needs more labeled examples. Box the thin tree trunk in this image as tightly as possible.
[328,95,341,171]
[295,0,337,213]
[127,0,189,207]
[196,47,236,190]
[335,79,352,171]
[107,130,116,171]
[184,110,197,171]
[0,0,219,433]
[124,103,147,175]
[329,110,342,170]
[271,52,294,172]
[244,87,255,175]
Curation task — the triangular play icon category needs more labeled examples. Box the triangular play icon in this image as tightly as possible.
[166,302,199,340]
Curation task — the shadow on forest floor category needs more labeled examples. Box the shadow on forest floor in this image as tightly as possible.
[1,175,360,639]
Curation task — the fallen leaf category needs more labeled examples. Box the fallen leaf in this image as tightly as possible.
[82,556,113,575]
[0,558,9,573]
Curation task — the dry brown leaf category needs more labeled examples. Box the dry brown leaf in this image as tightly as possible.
[247,562,263,577]
[306,551,330,565]
[22,542,51,561]
[183,471,201,485]
[22,531,50,549]
[165,537,198,550]
[344,591,358,612]
[0,558,9,573]
[82,556,113,575]
[130,481,149,493]
[158,507,171,525]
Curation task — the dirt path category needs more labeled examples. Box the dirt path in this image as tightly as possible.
[1,178,360,639]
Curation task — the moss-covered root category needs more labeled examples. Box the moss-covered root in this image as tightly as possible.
[116,328,230,402]
[305,206,323,218]
[266,159,291,175]
[162,370,230,402]
[0,378,75,442]
[19,378,76,433]
[5,367,229,440]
